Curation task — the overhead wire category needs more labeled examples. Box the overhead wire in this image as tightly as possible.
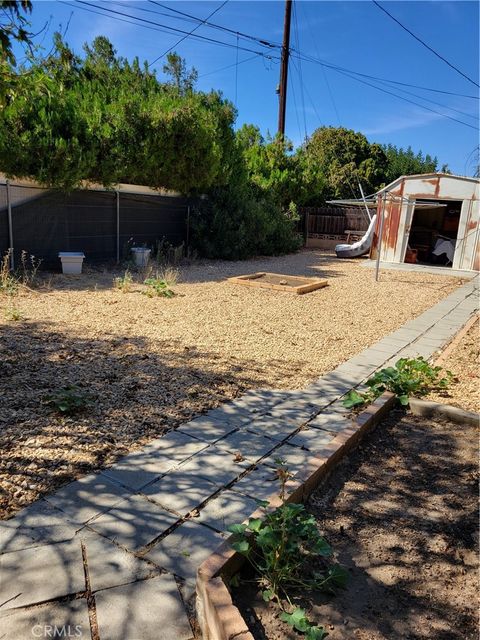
[234,33,239,105]
[288,58,304,145]
[297,0,362,205]
[290,51,479,131]
[62,0,477,133]
[197,54,259,79]
[144,0,480,104]
[332,66,479,131]
[372,0,479,88]
[292,50,479,100]
[148,0,282,49]
[69,1,280,62]
[292,1,307,141]
[70,0,478,103]
[149,0,229,66]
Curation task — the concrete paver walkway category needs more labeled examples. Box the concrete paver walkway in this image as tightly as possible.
[1,276,478,639]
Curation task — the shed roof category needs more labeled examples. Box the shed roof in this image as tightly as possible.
[376,172,480,195]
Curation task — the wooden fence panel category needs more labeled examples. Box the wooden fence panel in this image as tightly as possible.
[298,206,370,236]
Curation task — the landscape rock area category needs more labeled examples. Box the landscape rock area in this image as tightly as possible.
[0,251,463,518]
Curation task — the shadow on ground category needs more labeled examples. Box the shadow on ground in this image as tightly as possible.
[304,409,479,640]
[0,320,281,519]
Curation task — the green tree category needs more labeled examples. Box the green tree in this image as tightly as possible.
[301,126,388,200]
[0,36,236,192]
[382,144,438,184]
[163,52,198,94]
[0,0,32,65]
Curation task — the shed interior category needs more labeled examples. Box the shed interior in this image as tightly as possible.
[406,199,462,267]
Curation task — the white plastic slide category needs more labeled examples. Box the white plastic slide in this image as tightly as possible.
[335,214,377,258]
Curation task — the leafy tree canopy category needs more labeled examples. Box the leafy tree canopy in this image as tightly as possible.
[382,144,440,184]
[300,126,388,200]
[0,35,237,193]
[0,0,32,66]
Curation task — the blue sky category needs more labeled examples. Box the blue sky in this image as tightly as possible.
[19,1,480,175]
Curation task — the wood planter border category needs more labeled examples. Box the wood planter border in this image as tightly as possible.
[196,391,396,640]
[227,272,328,295]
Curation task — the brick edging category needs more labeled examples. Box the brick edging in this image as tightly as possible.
[195,391,396,640]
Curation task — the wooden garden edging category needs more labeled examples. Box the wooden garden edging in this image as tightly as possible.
[196,391,396,640]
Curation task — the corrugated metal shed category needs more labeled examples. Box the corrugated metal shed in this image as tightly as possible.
[370,173,480,271]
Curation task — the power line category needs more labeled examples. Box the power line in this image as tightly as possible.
[70,1,279,61]
[197,54,261,79]
[332,66,479,131]
[148,1,281,50]
[296,4,477,127]
[290,50,479,131]
[234,34,239,105]
[61,0,479,133]
[372,0,479,88]
[149,0,229,67]
[292,1,307,141]
[72,0,478,102]
[148,0,479,102]
[292,50,479,100]
[370,78,478,122]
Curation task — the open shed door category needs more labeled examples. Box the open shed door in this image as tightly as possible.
[453,198,479,270]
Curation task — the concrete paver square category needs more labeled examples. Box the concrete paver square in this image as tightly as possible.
[0,500,79,554]
[0,598,91,640]
[262,443,313,476]
[214,429,277,460]
[232,464,286,503]
[103,432,208,490]
[288,428,336,454]
[178,446,251,488]
[308,407,352,433]
[205,403,253,423]
[0,539,85,611]
[198,490,259,533]
[264,403,316,424]
[246,416,299,443]
[145,520,225,597]
[95,574,192,640]
[139,432,210,468]
[80,531,159,592]
[45,474,131,525]
[87,494,179,551]
[141,469,219,515]
[177,417,237,444]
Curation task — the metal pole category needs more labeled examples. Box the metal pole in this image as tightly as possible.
[186,205,190,256]
[6,180,14,270]
[116,190,120,264]
[277,0,292,137]
[358,183,372,222]
[303,209,309,247]
[375,195,386,282]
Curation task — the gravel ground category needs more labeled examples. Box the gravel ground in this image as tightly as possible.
[428,317,479,413]
[234,410,479,639]
[0,251,463,519]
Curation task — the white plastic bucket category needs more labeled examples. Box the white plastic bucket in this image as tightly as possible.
[131,247,151,267]
[59,252,85,275]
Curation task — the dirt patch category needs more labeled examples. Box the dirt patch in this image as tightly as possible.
[0,251,463,519]
[429,317,479,413]
[233,410,478,639]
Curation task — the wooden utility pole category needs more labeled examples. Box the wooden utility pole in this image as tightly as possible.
[277,0,292,137]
